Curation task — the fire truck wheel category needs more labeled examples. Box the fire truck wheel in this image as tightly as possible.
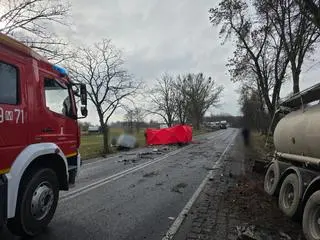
[7,168,59,237]
[278,173,302,218]
[303,190,320,240]
[264,162,280,196]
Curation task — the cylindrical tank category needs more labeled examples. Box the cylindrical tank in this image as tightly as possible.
[274,103,320,159]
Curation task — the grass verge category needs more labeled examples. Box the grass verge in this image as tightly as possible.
[80,128,146,160]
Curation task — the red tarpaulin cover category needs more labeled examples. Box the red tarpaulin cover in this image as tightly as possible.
[145,124,193,145]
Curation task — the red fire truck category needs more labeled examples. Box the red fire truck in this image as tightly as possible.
[0,33,88,236]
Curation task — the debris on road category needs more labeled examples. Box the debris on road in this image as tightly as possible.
[171,182,188,194]
[116,145,181,164]
[168,217,175,220]
[118,157,139,165]
[155,182,164,186]
[137,152,155,159]
[203,166,215,171]
[117,148,166,164]
[236,224,292,240]
[143,171,159,178]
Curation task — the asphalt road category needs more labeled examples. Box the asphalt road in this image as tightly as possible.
[1,128,238,240]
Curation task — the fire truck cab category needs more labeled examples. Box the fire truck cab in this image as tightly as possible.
[0,33,87,236]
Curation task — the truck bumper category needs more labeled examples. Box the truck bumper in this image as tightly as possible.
[0,175,7,227]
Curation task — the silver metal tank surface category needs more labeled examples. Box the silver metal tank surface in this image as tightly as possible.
[274,103,320,159]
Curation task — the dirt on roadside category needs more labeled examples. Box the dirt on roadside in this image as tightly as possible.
[174,132,305,240]
[224,174,304,239]
[224,133,305,240]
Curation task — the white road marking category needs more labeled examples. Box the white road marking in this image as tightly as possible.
[61,130,230,202]
[162,129,238,240]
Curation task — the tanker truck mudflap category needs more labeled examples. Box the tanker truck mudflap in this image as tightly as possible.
[0,175,7,227]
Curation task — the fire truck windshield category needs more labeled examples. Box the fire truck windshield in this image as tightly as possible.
[44,78,73,117]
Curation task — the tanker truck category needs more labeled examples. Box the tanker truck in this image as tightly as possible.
[264,83,320,240]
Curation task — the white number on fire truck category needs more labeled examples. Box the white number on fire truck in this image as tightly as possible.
[5,110,13,121]
[0,107,3,123]
[14,109,24,124]
[0,107,24,124]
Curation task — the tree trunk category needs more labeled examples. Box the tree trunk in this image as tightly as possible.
[98,111,109,156]
[293,74,300,94]
[192,116,200,130]
[291,64,300,94]
[128,121,133,134]
[102,124,110,154]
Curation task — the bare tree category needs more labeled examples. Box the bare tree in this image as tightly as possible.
[124,109,134,134]
[174,74,189,125]
[149,73,176,127]
[133,107,145,133]
[180,73,223,130]
[297,0,320,29]
[209,0,289,116]
[78,121,91,132]
[257,0,320,93]
[239,85,270,133]
[69,39,139,154]
[124,106,145,133]
[0,0,71,62]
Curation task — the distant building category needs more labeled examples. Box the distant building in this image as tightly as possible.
[88,126,100,133]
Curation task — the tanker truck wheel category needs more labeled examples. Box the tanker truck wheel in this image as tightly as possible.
[264,162,280,195]
[303,191,320,240]
[7,168,59,237]
[278,173,302,218]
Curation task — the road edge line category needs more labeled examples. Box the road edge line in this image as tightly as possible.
[162,129,238,240]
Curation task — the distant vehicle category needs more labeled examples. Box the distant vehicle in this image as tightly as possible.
[88,126,100,133]
[219,120,227,129]
[0,33,88,236]
[264,83,320,240]
[204,121,220,131]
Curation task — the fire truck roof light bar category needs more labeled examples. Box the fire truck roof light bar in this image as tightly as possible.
[53,65,68,76]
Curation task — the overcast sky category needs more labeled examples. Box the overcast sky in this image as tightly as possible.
[59,0,320,125]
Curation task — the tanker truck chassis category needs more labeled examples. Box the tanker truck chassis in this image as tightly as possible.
[264,83,320,240]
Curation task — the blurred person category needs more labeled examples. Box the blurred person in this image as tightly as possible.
[242,127,250,146]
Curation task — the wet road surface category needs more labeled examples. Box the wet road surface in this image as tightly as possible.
[1,128,238,240]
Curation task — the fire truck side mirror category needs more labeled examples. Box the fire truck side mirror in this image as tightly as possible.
[80,84,87,106]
